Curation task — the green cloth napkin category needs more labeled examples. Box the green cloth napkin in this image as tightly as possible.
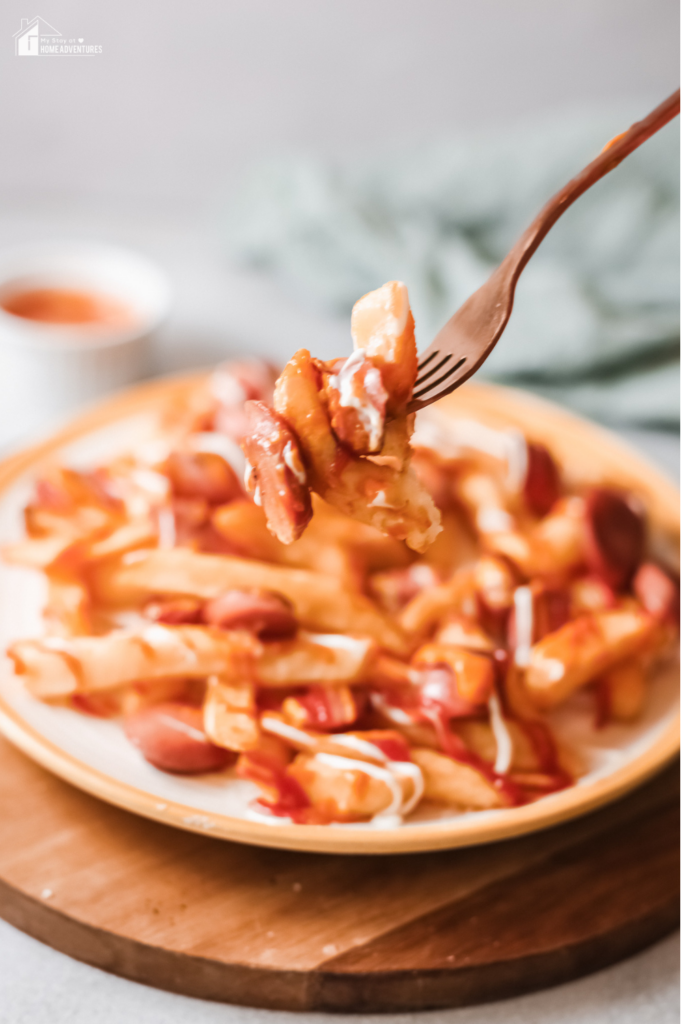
[224,106,680,428]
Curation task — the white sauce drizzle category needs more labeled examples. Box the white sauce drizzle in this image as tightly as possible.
[329,349,384,451]
[243,459,255,491]
[332,734,390,761]
[513,586,534,668]
[260,717,424,824]
[505,431,529,492]
[313,752,405,818]
[369,490,393,509]
[156,712,207,744]
[488,693,513,775]
[156,507,176,550]
[369,693,414,725]
[283,441,307,485]
[261,715,315,748]
[300,632,371,657]
[253,486,262,507]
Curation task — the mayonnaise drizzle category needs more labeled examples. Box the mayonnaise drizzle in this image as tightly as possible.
[300,631,371,656]
[157,507,176,550]
[283,441,307,485]
[156,712,207,744]
[513,586,534,668]
[313,752,405,819]
[488,692,513,775]
[329,349,384,451]
[261,715,315,748]
[369,490,393,509]
[369,693,414,725]
[260,717,424,823]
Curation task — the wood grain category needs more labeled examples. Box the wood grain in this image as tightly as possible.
[0,736,677,1011]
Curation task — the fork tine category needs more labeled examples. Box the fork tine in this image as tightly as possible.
[411,357,466,402]
[416,350,439,373]
[413,352,453,389]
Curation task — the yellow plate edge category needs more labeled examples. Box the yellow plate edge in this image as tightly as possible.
[0,373,678,855]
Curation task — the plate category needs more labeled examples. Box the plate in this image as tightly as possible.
[0,374,678,854]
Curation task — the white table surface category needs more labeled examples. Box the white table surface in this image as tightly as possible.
[0,203,679,1023]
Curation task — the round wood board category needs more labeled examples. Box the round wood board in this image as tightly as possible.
[0,735,678,1012]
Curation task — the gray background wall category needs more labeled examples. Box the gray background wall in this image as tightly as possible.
[1,0,679,211]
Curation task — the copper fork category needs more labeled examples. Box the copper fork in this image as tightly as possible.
[407,90,680,413]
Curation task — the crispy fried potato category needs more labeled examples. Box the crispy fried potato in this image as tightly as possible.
[524,605,656,708]
[411,747,510,809]
[257,633,376,686]
[599,660,647,722]
[288,751,414,821]
[90,548,407,654]
[9,625,258,699]
[203,676,260,751]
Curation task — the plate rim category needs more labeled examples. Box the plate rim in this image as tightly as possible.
[0,372,679,855]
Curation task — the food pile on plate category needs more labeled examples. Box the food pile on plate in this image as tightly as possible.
[4,282,679,827]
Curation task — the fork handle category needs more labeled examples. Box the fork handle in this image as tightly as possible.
[501,89,680,289]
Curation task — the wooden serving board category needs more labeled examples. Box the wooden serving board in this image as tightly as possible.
[0,736,677,1013]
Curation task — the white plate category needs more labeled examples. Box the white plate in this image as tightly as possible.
[0,375,678,853]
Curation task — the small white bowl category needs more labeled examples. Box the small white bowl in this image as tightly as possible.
[0,241,170,443]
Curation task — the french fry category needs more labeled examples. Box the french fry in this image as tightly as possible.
[273,347,440,553]
[90,548,407,653]
[411,747,510,810]
[203,676,260,751]
[598,660,647,722]
[454,719,540,772]
[523,605,657,708]
[288,751,413,822]
[9,625,258,699]
[3,534,79,571]
[44,574,92,637]
[412,643,495,705]
[257,633,375,686]
[399,566,477,635]
[85,519,157,562]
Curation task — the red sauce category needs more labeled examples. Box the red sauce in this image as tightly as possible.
[1,287,134,327]
[237,750,313,823]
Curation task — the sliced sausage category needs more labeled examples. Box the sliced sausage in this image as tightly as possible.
[125,703,234,774]
[143,597,203,625]
[584,488,645,590]
[633,562,679,622]
[242,401,313,544]
[202,588,297,639]
[523,443,561,517]
[165,451,242,505]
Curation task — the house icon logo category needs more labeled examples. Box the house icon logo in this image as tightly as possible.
[14,16,61,55]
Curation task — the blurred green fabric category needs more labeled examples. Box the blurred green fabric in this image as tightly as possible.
[224,106,679,428]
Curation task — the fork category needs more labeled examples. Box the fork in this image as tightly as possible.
[407,90,680,413]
